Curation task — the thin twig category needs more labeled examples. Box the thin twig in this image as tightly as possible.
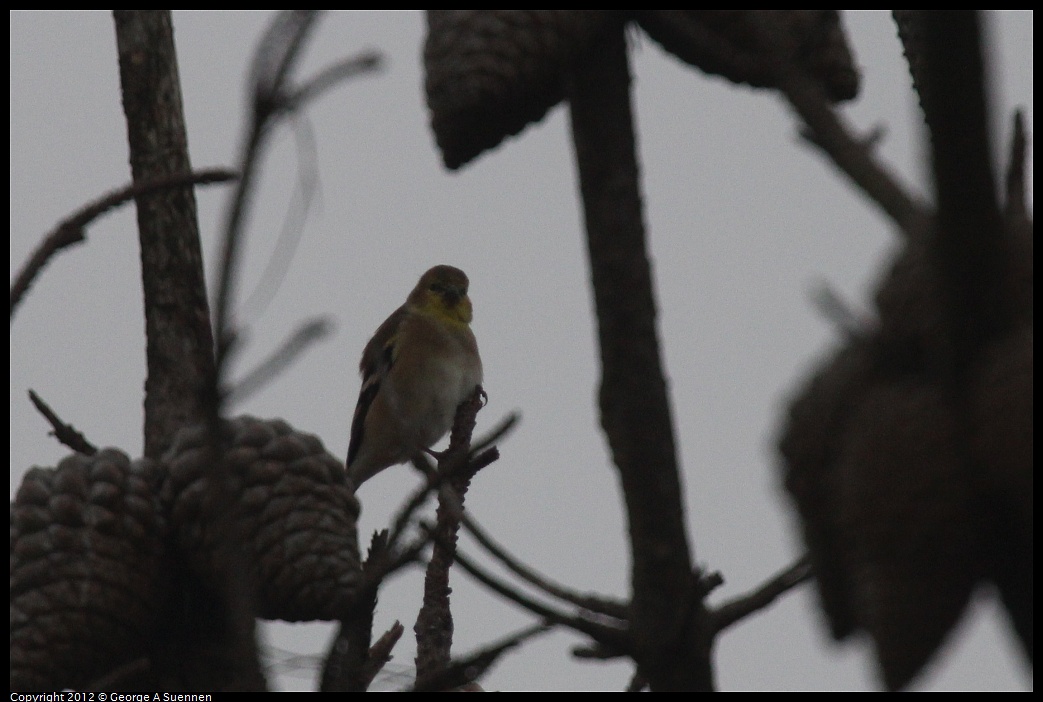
[27,389,98,455]
[385,470,440,553]
[194,13,328,692]
[321,530,391,692]
[10,168,237,321]
[239,117,320,322]
[225,317,334,405]
[451,544,631,654]
[283,52,384,112]
[411,622,550,692]
[461,512,629,619]
[709,555,813,634]
[237,50,382,322]
[748,14,931,233]
[201,22,379,690]
[364,621,405,688]
[250,11,322,118]
[469,411,521,455]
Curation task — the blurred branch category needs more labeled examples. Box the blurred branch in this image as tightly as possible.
[461,513,629,619]
[194,15,380,688]
[321,531,395,692]
[218,14,381,355]
[451,545,631,654]
[283,51,384,112]
[710,556,813,633]
[9,168,236,322]
[239,53,381,322]
[213,10,319,392]
[894,4,1031,353]
[238,118,319,322]
[27,389,98,455]
[1004,111,1028,219]
[114,9,263,688]
[749,13,931,233]
[919,11,1008,377]
[225,317,334,405]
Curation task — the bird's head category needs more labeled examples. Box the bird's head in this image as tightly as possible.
[408,265,473,325]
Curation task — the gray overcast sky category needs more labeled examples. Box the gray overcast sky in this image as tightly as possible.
[10,11,1033,691]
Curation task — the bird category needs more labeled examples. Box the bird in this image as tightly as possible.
[346,265,483,487]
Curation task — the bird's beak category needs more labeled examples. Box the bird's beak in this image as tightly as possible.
[443,286,464,306]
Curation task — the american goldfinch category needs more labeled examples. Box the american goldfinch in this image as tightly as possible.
[346,265,483,487]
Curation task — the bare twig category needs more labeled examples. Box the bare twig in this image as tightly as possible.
[250,11,322,118]
[710,556,813,634]
[283,52,384,112]
[385,470,439,552]
[321,531,390,692]
[225,317,334,405]
[9,168,236,322]
[212,11,382,406]
[413,387,487,681]
[451,545,631,654]
[365,621,405,687]
[239,118,320,322]
[213,10,319,391]
[27,390,98,455]
[237,48,379,322]
[470,411,521,455]
[748,14,931,233]
[197,18,380,689]
[461,513,629,619]
[411,622,550,692]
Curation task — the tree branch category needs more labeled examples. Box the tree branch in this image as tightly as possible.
[451,545,631,655]
[710,556,813,633]
[919,11,1008,379]
[224,316,334,405]
[567,20,712,690]
[321,531,396,692]
[27,390,98,455]
[413,387,488,682]
[282,51,384,112]
[411,623,549,692]
[461,513,629,620]
[749,13,931,233]
[10,168,236,322]
[115,10,222,461]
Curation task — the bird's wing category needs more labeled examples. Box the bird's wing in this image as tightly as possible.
[347,305,405,468]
